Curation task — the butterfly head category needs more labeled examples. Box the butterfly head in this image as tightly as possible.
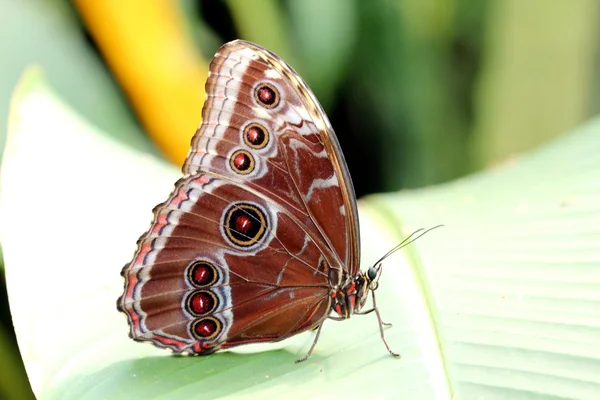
[366,263,383,291]
[352,263,382,312]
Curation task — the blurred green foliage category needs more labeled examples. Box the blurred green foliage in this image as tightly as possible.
[0,0,598,398]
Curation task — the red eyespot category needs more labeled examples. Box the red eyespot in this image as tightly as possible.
[186,290,218,316]
[235,215,252,233]
[195,319,216,336]
[244,123,269,149]
[191,317,221,340]
[188,261,218,287]
[230,150,254,174]
[223,203,268,248]
[254,83,280,108]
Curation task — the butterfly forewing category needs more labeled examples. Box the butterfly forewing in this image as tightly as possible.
[118,40,360,355]
[185,41,359,270]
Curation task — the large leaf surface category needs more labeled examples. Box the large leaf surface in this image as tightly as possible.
[1,70,599,399]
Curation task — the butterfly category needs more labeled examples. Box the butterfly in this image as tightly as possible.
[117,40,412,363]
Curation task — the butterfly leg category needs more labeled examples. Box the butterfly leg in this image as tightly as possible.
[368,291,400,358]
[295,323,325,363]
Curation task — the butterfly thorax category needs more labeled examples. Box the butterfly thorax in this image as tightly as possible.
[330,268,378,319]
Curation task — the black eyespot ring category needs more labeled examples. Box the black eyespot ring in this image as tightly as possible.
[243,123,269,149]
[223,203,268,247]
[185,290,219,317]
[254,83,280,109]
[229,149,255,174]
[187,261,218,288]
[190,317,221,340]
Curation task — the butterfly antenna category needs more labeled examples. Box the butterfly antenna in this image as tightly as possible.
[372,225,444,267]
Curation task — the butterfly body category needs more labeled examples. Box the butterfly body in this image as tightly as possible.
[117,40,395,360]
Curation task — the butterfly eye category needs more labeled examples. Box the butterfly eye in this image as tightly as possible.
[223,203,268,248]
[229,150,255,174]
[254,83,280,108]
[367,267,378,281]
[243,123,269,149]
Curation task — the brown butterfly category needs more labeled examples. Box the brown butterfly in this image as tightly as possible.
[117,40,425,362]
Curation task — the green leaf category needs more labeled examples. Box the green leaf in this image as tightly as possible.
[286,0,358,110]
[2,69,600,399]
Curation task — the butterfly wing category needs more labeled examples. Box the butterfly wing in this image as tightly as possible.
[185,40,359,269]
[118,40,359,354]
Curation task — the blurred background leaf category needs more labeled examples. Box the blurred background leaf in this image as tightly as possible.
[471,0,599,168]
[1,0,599,398]
[0,0,156,158]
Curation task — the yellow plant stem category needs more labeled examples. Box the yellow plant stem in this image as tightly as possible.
[74,1,208,164]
